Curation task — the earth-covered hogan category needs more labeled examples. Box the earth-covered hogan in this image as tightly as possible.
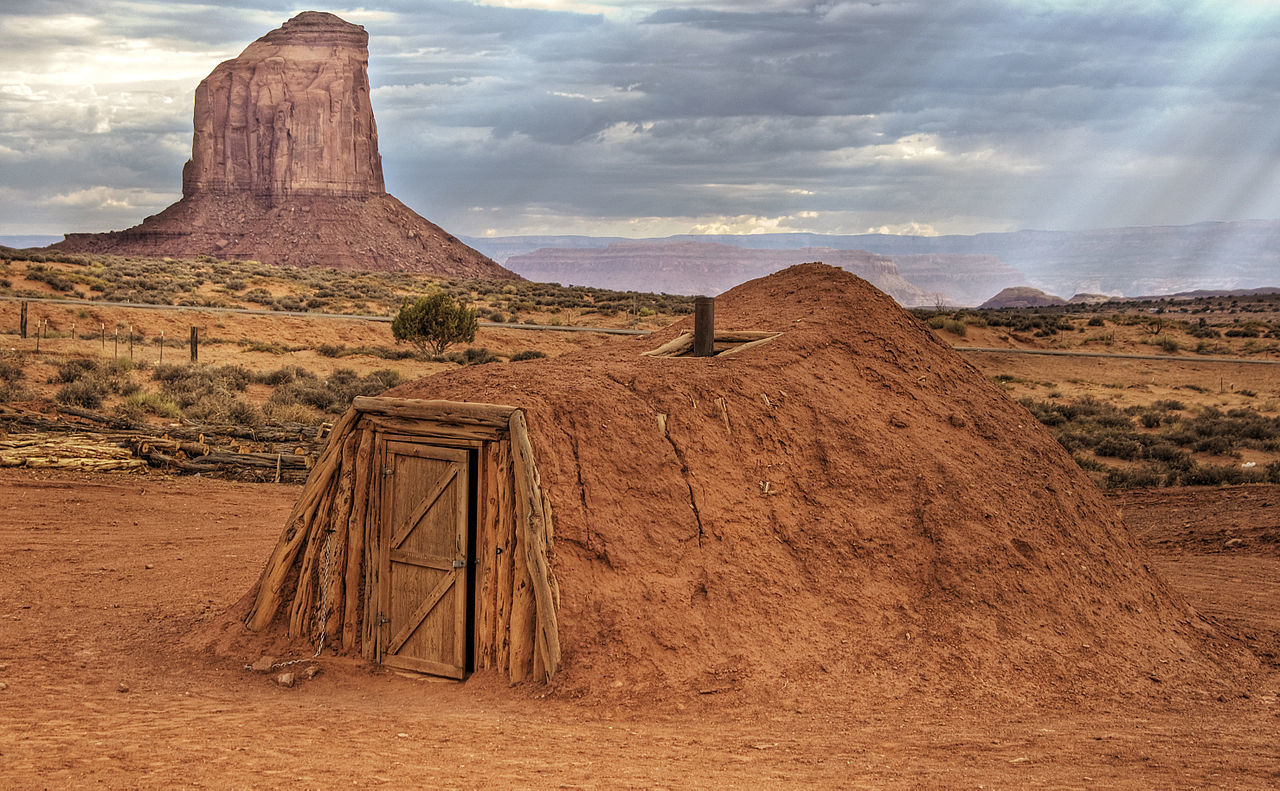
[227,263,1256,701]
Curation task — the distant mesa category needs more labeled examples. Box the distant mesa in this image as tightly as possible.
[53,11,512,279]
[1067,292,1113,305]
[504,240,1023,307]
[979,286,1067,309]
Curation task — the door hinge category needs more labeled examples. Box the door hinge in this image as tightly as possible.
[452,559,466,569]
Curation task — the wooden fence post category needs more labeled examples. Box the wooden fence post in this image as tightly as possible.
[159,331,164,366]
[128,325,133,362]
[693,296,715,357]
[19,301,27,339]
[190,326,198,363]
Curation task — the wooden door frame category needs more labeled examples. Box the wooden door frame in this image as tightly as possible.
[375,439,471,678]
[347,396,561,682]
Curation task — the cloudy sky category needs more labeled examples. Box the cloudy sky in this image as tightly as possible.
[3,0,1280,240]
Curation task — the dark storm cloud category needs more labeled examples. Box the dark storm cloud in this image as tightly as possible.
[4,0,1280,236]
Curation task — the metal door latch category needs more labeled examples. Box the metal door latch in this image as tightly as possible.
[452,559,466,568]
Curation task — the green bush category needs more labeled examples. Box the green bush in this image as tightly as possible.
[510,349,547,362]
[392,291,478,355]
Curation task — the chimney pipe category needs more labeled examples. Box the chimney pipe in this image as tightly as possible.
[693,296,715,357]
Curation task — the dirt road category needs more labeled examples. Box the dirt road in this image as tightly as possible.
[1,470,1277,788]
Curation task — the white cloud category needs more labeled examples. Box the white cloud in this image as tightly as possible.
[866,221,939,237]
[42,185,174,210]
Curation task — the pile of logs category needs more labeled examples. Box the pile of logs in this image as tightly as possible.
[0,403,329,482]
[0,432,145,471]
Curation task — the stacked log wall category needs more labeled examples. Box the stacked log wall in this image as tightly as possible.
[240,399,559,682]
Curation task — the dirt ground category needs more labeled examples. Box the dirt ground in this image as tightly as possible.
[0,468,1277,788]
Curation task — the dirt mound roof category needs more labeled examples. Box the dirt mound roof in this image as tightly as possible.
[381,263,1253,700]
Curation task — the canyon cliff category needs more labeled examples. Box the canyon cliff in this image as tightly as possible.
[55,12,511,279]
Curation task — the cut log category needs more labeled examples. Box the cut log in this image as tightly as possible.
[509,409,561,682]
[493,439,514,676]
[243,409,360,631]
[342,429,374,652]
[351,397,515,427]
[321,432,360,647]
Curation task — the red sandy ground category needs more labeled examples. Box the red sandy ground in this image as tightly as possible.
[0,468,1277,788]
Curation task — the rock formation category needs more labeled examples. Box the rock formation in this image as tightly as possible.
[979,286,1068,309]
[55,12,512,279]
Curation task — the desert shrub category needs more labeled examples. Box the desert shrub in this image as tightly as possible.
[184,392,262,426]
[50,358,98,384]
[926,316,946,329]
[941,319,967,336]
[1094,432,1143,460]
[152,364,252,409]
[1102,467,1163,489]
[316,343,416,360]
[0,356,30,401]
[463,347,498,365]
[1150,335,1180,353]
[510,349,547,362]
[0,357,24,385]
[268,367,402,414]
[55,379,106,409]
[392,292,478,355]
[1144,443,1192,470]
[114,391,181,422]
[1178,463,1266,486]
[253,365,311,386]
[1086,316,1105,326]
[261,401,322,426]
[238,340,297,354]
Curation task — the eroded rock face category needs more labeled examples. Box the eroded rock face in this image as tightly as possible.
[55,12,512,279]
[183,11,384,201]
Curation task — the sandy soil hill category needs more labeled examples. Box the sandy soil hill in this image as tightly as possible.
[359,262,1258,701]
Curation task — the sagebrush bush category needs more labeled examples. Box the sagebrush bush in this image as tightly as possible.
[114,391,181,422]
[56,379,106,409]
[267,367,402,414]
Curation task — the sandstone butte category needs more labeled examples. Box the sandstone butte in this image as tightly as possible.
[54,11,514,279]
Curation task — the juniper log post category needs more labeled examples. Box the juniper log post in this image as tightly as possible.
[693,296,715,357]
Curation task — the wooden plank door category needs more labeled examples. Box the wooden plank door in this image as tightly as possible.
[379,441,470,678]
